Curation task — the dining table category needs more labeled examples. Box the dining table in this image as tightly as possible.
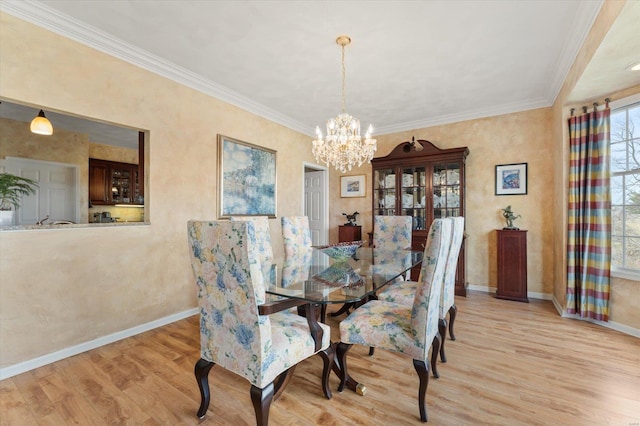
[263,246,424,396]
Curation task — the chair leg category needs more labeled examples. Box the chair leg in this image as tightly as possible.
[369,347,375,356]
[194,358,215,419]
[250,382,274,426]
[272,367,296,401]
[438,318,448,363]
[318,346,335,399]
[430,333,442,379]
[413,359,430,423]
[448,304,457,340]
[336,342,353,392]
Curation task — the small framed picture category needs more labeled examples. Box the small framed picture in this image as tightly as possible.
[495,163,527,195]
[341,174,366,198]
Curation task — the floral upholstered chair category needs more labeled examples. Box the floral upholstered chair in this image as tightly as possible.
[281,216,312,258]
[187,220,333,425]
[336,218,452,423]
[282,246,313,287]
[373,215,413,280]
[230,216,274,263]
[377,217,464,366]
[373,215,412,250]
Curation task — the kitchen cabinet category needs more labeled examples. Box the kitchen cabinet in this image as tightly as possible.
[89,159,142,205]
[496,229,528,302]
[371,140,469,296]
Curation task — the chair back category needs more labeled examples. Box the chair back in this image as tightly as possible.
[410,218,452,351]
[187,220,271,386]
[440,217,465,318]
[373,215,412,250]
[230,216,274,263]
[281,216,312,257]
[282,246,313,287]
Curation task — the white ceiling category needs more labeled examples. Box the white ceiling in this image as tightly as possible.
[2,0,639,148]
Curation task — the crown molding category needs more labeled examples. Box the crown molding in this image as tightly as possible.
[0,1,311,135]
[375,96,550,135]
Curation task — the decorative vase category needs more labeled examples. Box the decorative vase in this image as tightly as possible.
[0,210,15,226]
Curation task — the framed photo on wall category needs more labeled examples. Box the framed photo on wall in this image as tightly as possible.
[218,134,277,217]
[341,174,366,198]
[495,163,527,195]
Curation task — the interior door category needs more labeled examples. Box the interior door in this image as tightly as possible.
[304,169,326,245]
[2,157,78,225]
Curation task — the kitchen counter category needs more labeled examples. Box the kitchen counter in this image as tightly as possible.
[0,221,150,231]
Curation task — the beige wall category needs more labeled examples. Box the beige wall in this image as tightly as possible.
[0,13,317,368]
[329,108,554,296]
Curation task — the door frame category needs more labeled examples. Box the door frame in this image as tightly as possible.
[303,162,329,246]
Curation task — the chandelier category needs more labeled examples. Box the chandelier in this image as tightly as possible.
[312,35,376,173]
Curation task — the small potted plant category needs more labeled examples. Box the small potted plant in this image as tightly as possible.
[0,172,38,226]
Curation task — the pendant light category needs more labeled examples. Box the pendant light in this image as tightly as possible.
[30,109,53,135]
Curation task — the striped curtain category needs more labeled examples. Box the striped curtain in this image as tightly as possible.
[566,105,611,321]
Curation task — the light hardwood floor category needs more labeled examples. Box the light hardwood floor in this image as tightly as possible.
[1,292,638,425]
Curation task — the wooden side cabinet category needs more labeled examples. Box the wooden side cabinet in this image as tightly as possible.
[496,229,528,302]
[339,225,362,243]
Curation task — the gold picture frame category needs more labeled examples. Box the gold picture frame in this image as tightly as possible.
[218,134,277,217]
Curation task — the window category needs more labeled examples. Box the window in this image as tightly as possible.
[610,96,640,278]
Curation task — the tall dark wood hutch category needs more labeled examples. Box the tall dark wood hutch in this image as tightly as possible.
[371,140,469,296]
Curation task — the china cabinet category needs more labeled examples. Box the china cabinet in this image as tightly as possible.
[371,140,469,296]
[89,159,142,205]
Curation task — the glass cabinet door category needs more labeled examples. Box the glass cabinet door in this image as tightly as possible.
[432,162,461,218]
[111,166,131,204]
[374,168,396,216]
[401,166,427,230]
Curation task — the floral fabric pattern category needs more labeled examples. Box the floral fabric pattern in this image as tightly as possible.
[187,220,330,389]
[373,215,412,250]
[230,216,274,263]
[440,217,464,317]
[377,217,464,321]
[281,216,312,258]
[281,246,313,287]
[340,219,452,361]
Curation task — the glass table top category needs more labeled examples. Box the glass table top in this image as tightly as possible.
[264,247,423,305]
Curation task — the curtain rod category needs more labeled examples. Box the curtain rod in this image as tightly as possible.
[570,97,610,116]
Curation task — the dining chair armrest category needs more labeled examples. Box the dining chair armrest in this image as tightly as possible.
[304,303,324,352]
[258,298,306,315]
[258,300,324,352]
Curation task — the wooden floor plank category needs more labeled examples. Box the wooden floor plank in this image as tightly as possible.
[1,292,638,425]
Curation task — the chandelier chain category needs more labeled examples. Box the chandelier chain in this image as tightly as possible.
[341,42,346,113]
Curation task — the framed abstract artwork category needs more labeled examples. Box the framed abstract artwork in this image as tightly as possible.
[495,163,527,195]
[218,135,277,217]
[340,174,366,198]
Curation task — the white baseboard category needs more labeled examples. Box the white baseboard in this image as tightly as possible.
[552,297,640,338]
[0,308,199,381]
[469,285,638,337]
[466,284,552,300]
